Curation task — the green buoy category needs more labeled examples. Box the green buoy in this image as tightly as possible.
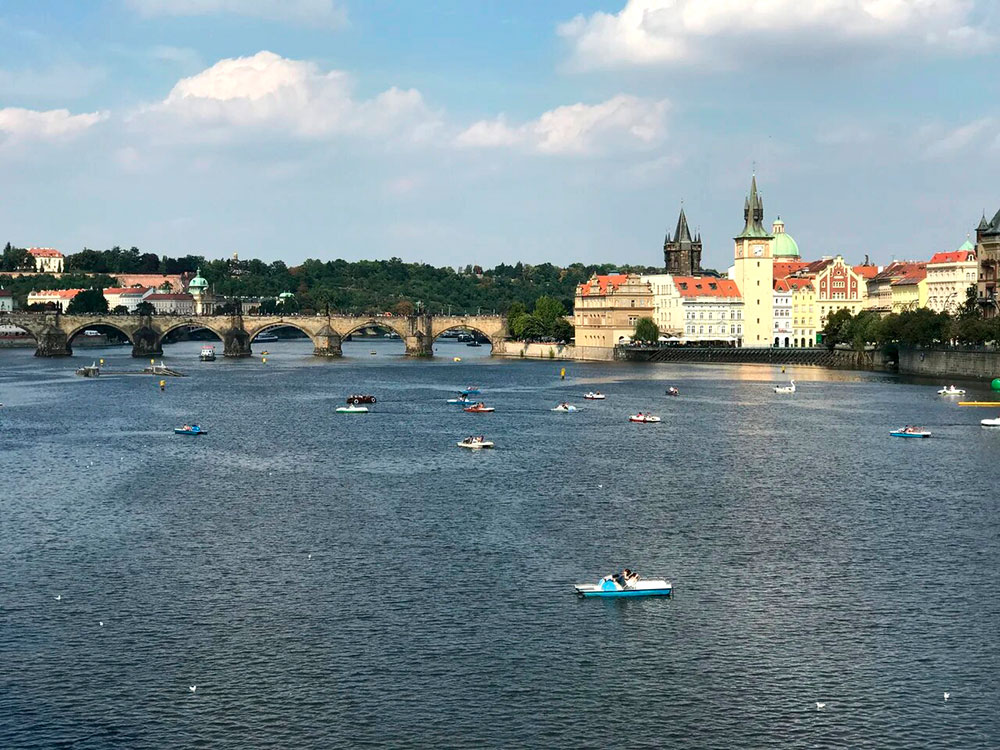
[992,378,1000,391]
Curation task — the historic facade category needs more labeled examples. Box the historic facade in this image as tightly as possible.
[663,208,702,276]
[732,176,774,347]
[27,247,65,273]
[926,242,976,313]
[976,207,1000,317]
[573,273,654,347]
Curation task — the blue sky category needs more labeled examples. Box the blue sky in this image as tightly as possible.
[1,0,998,271]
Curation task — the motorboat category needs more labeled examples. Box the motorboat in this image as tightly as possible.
[574,571,672,599]
[937,385,966,396]
[75,362,100,377]
[461,387,481,396]
[447,396,473,405]
[629,413,661,423]
[370,350,377,355]
[890,426,931,438]
[981,416,1000,427]
[583,391,606,400]
[774,380,796,394]
[457,436,494,449]
[346,394,377,404]
[336,405,369,414]
[174,424,207,436]
[199,346,216,361]
[466,341,482,348]
[254,332,279,342]
[666,387,679,397]
[551,403,578,412]
[463,403,495,413]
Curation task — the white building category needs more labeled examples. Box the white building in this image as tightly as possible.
[145,292,195,315]
[27,247,65,273]
[27,288,82,311]
[0,288,12,312]
[926,241,977,313]
[104,286,152,312]
[642,273,743,343]
[772,279,793,347]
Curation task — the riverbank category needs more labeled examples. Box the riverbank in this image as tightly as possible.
[898,346,1000,380]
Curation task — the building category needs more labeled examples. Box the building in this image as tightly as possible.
[27,289,82,311]
[27,247,65,273]
[663,208,702,276]
[187,269,216,315]
[890,267,928,313]
[787,278,817,347]
[103,286,151,311]
[926,242,976,313]
[672,276,743,343]
[975,208,1000,317]
[771,217,801,260]
[772,279,793,347]
[865,261,925,314]
[0,288,12,312]
[731,175,774,347]
[112,273,187,291]
[145,292,195,315]
[573,273,654,348]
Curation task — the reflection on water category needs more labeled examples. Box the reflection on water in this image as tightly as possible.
[1,341,998,749]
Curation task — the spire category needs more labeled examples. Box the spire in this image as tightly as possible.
[674,207,693,244]
[978,211,990,231]
[736,174,772,239]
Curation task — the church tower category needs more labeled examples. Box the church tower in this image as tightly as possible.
[732,175,774,347]
[663,207,702,276]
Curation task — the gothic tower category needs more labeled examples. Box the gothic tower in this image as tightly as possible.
[732,175,774,347]
[663,207,702,275]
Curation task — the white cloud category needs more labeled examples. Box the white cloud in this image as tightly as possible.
[456,94,669,155]
[125,0,346,28]
[922,117,996,158]
[559,0,994,69]
[0,107,108,141]
[139,51,440,142]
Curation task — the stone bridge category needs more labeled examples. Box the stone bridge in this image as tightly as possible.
[2,312,509,358]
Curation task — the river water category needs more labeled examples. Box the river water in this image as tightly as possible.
[1,338,998,749]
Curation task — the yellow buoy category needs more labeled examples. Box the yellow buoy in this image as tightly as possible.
[159,379,165,391]
[560,367,566,380]
[453,357,461,362]
[262,357,267,363]
[150,359,155,365]
[99,358,104,365]
[781,366,786,373]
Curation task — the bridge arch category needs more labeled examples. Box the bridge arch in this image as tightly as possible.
[430,323,496,351]
[65,320,136,345]
[158,319,229,344]
[244,320,319,346]
[336,317,410,341]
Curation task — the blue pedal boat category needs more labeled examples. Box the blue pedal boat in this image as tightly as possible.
[460,387,481,396]
[174,425,207,436]
[574,575,672,599]
[890,428,931,438]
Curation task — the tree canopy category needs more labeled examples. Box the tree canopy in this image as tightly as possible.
[633,317,659,343]
[67,288,109,314]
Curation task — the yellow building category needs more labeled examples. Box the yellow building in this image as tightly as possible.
[890,268,928,312]
[573,273,654,348]
[732,176,774,347]
[865,261,924,314]
[926,242,977,313]
[776,277,817,347]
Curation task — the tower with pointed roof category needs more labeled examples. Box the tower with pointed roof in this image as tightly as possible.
[975,206,1000,317]
[732,175,774,346]
[663,207,702,275]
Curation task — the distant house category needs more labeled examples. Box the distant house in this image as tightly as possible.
[27,288,82,311]
[104,286,152,312]
[145,292,195,315]
[27,248,65,273]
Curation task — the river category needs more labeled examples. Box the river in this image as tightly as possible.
[1,338,998,748]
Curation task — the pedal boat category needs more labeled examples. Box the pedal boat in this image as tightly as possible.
[583,392,606,400]
[666,387,679,397]
[457,437,494,449]
[890,427,931,438]
[981,416,1000,427]
[574,576,672,598]
[460,387,481,396]
[336,405,369,414]
[629,414,661,423]
[447,396,473,405]
[463,403,495,413]
[937,386,966,395]
[551,403,579,412]
[174,425,207,436]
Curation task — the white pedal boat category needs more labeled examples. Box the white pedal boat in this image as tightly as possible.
[457,437,494,449]
[583,392,606,400]
[981,416,1000,427]
[551,403,579,412]
[774,380,796,394]
[937,385,966,395]
[629,414,661,423]
[574,575,672,599]
[336,405,369,414]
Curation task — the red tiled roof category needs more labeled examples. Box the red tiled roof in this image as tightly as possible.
[146,293,193,300]
[104,287,150,295]
[853,264,879,279]
[0,289,12,297]
[873,261,925,282]
[579,274,629,296]
[891,268,927,286]
[673,276,741,298]
[773,261,810,279]
[929,251,975,264]
[28,247,64,258]
[31,288,83,298]
[774,277,814,292]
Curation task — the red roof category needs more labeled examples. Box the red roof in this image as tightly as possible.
[853,264,879,279]
[104,287,150,295]
[929,251,975,264]
[146,293,194,301]
[873,261,926,282]
[891,268,927,286]
[0,289,11,297]
[31,288,82,298]
[28,247,64,258]
[773,261,810,279]
[579,274,629,296]
[774,277,814,292]
[673,276,741,298]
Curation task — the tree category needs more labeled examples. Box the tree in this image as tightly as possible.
[393,300,415,316]
[533,296,565,325]
[820,308,855,349]
[633,317,659,343]
[112,304,129,315]
[1,244,31,272]
[136,300,155,316]
[67,288,109,314]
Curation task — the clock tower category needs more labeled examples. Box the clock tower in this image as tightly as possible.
[733,175,774,347]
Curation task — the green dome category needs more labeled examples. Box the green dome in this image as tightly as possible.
[278,291,295,299]
[188,267,209,290]
[773,231,800,258]
[958,239,975,252]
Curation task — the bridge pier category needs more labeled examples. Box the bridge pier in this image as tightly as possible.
[131,326,163,358]
[312,325,342,357]
[223,327,252,358]
[35,329,71,357]
[404,333,433,357]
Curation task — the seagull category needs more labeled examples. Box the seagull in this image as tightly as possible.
[308,554,312,560]
[944,692,950,701]
[189,686,197,693]
[815,702,826,710]
[55,595,62,601]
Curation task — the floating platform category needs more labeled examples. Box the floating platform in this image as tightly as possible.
[958,401,1000,407]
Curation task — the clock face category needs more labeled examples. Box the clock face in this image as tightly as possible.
[753,245,764,257]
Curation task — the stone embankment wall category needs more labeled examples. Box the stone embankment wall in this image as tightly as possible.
[494,341,615,362]
[617,346,891,370]
[897,348,1000,380]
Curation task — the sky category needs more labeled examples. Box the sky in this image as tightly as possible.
[1,0,998,272]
